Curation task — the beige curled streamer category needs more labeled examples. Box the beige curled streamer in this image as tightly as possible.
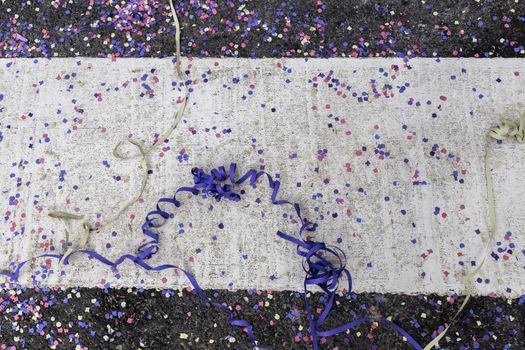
[169,0,183,78]
[488,116,525,143]
[100,0,188,231]
[49,0,188,261]
[47,211,89,263]
[423,114,524,350]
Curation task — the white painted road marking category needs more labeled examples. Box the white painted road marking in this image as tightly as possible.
[0,58,524,296]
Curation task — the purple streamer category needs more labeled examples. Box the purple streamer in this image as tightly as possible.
[1,163,424,350]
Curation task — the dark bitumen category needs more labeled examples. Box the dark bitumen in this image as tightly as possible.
[0,0,523,58]
[0,286,523,349]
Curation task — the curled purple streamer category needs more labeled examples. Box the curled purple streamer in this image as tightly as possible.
[1,163,423,350]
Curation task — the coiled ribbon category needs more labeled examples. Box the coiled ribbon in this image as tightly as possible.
[2,163,426,350]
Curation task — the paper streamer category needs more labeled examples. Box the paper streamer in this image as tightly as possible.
[2,163,426,350]
[422,113,525,350]
[48,0,189,251]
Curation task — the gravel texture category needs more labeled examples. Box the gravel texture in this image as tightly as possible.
[1,286,523,349]
[0,0,523,58]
